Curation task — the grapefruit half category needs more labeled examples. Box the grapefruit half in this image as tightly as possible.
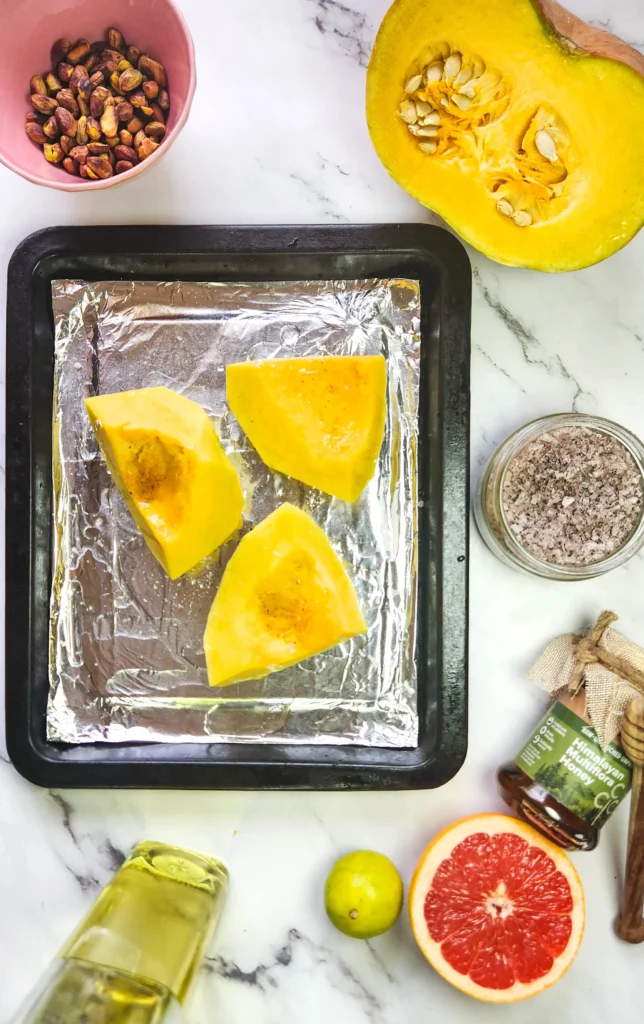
[409,814,585,1003]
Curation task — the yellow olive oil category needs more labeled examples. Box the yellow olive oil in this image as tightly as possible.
[15,961,178,1024]
[11,842,228,1024]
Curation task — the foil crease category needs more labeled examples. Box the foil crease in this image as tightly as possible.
[49,279,421,747]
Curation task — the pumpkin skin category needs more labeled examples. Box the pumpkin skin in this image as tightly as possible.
[227,355,387,501]
[85,387,244,579]
[366,0,644,271]
[203,503,367,687]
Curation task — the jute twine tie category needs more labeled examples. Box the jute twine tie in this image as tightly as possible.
[528,610,644,750]
[567,611,644,697]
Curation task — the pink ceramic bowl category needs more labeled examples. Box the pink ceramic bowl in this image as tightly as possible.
[0,0,195,190]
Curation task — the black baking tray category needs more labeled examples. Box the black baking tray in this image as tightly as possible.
[5,224,470,790]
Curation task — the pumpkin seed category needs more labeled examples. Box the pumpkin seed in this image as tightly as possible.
[405,74,423,94]
[415,125,439,137]
[512,210,533,227]
[496,199,514,217]
[443,53,462,82]
[477,71,501,93]
[425,62,443,84]
[458,83,476,99]
[454,66,473,87]
[419,141,437,154]
[440,97,450,108]
[535,129,558,162]
[471,57,486,77]
[421,111,441,125]
[452,94,471,111]
[399,100,418,124]
[415,100,433,116]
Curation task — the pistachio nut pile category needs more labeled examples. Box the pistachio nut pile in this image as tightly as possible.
[25,27,170,179]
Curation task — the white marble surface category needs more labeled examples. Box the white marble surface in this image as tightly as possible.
[2,0,644,1020]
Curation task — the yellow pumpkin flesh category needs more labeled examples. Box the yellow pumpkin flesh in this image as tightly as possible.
[204,503,366,687]
[367,0,644,271]
[227,355,387,502]
[85,386,244,579]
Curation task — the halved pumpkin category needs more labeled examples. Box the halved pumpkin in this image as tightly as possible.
[85,386,244,579]
[203,503,366,687]
[227,355,387,501]
[367,0,644,271]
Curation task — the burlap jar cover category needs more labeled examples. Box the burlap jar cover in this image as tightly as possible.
[528,611,644,750]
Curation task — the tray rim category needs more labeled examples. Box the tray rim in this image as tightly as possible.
[5,223,470,790]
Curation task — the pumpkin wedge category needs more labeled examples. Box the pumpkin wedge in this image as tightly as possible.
[85,387,244,579]
[367,0,644,271]
[227,355,387,501]
[204,503,366,687]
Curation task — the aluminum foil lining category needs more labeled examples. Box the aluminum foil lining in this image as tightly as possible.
[49,278,421,747]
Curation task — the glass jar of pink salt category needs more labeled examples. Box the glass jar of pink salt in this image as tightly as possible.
[474,413,644,580]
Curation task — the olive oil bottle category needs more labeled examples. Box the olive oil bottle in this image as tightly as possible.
[10,841,228,1024]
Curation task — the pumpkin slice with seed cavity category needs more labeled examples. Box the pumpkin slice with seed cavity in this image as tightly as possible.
[367,0,644,271]
[85,387,244,579]
[203,503,367,687]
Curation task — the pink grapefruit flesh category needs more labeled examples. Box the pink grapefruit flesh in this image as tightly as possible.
[409,814,585,1003]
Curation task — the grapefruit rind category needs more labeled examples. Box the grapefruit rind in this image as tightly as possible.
[408,813,585,1004]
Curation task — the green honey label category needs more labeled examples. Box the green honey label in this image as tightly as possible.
[515,700,632,827]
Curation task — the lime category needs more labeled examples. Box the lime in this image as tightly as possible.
[324,850,404,939]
